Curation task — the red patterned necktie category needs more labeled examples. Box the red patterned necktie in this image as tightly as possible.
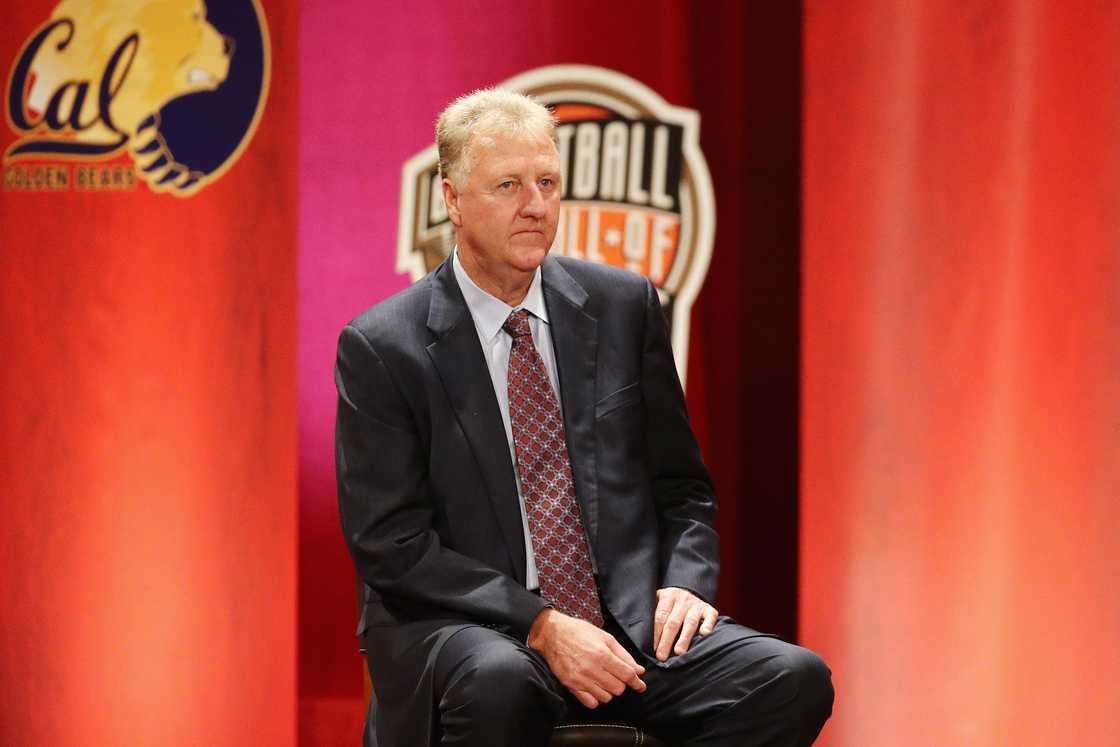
[504,309,604,626]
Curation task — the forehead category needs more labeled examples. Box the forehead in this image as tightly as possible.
[467,130,559,174]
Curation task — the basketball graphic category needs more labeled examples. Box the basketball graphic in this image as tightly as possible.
[398,65,715,384]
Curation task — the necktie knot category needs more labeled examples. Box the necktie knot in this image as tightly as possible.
[503,309,533,339]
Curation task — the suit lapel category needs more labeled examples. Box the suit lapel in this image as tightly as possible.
[541,258,600,547]
[425,262,527,583]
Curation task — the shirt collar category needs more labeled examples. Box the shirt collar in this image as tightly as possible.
[453,247,549,343]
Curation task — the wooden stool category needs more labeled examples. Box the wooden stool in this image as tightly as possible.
[551,722,669,745]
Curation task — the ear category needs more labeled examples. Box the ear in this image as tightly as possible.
[442,178,463,228]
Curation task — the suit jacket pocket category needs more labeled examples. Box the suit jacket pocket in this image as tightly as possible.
[595,381,641,419]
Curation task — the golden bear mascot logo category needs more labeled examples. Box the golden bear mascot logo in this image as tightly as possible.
[28,0,228,193]
[5,0,269,196]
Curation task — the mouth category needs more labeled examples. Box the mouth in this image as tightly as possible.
[187,68,218,85]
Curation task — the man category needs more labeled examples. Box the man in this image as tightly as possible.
[336,88,833,746]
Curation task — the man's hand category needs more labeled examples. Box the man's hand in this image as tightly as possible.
[653,587,718,661]
[527,608,646,709]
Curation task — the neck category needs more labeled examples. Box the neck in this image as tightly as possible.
[456,246,534,306]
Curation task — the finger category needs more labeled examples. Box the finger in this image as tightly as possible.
[652,589,672,650]
[572,689,599,709]
[699,606,718,636]
[656,599,687,661]
[604,638,646,692]
[586,681,615,704]
[586,668,628,697]
[656,596,686,658]
[577,647,629,697]
[605,636,645,674]
[674,606,703,656]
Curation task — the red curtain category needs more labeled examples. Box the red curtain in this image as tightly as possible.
[803,1,1120,744]
[0,1,299,744]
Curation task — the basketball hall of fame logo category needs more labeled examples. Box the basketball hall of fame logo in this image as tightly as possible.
[3,0,270,197]
[398,65,715,386]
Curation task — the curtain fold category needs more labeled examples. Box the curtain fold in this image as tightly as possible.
[803,2,1120,744]
[0,1,300,743]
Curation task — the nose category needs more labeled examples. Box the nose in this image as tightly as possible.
[520,183,547,218]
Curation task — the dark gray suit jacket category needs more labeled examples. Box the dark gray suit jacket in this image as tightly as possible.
[335,255,718,746]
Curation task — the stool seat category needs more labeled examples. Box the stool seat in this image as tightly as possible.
[551,722,669,746]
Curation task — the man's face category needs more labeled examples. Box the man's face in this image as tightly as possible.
[444,129,562,281]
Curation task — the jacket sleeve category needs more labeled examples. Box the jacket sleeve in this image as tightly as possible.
[640,279,720,604]
[334,323,547,639]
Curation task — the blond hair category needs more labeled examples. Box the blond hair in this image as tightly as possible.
[436,88,557,189]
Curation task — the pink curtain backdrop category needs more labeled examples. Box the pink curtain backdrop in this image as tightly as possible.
[802,1,1120,744]
[297,1,804,742]
[296,1,695,737]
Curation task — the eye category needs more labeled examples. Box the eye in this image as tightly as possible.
[497,180,516,191]
[539,177,556,189]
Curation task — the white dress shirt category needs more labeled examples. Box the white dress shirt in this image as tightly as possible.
[453,249,561,590]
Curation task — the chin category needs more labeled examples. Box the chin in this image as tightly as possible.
[508,241,551,271]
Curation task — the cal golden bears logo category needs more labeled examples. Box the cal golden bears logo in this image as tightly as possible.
[4,0,269,196]
[398,65,715,386]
